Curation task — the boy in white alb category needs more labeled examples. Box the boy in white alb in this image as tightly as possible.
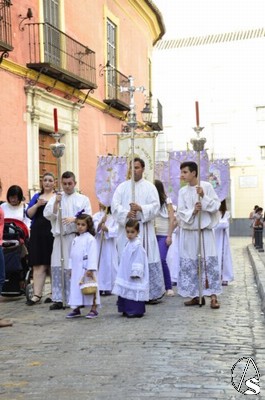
[112,219,149,318]
[177,161,221,309]
[44,171,91,310]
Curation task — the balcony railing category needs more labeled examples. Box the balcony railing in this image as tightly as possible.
[25,22,97,90]
[103,66,130,111]
[0,0,13,61]
[148,98,163,131]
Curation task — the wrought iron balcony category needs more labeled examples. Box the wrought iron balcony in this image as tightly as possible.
[25,22,97,90]
[103,66,130,111]
[147,98,163,131]
[0,0,13,63]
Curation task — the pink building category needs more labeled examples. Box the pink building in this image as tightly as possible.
[0,0,164,210]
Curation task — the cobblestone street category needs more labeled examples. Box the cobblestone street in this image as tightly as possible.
[0,237,264,400]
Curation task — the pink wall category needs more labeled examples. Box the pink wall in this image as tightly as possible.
[0,73,29,201]
[0,0,161,211]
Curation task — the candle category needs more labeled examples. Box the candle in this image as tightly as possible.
[195,101,199,127]
[53,108,58,133]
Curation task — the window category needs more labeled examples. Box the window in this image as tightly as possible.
[256,107,265,149]
[106,19,117,96]
[0,0,13,55]
[43,0,60,65]
[260,146,265,160]
[256,107,265,121]
[43,0,59,26]
[103,13,128,110]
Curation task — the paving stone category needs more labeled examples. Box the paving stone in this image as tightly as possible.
[0,238,264,399]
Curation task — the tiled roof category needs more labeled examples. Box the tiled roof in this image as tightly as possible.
[155,27,265,50]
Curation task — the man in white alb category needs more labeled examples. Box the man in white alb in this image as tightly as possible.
[177,161,221,309]
[111,158,165,302]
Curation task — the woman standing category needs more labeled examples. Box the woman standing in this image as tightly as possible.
[154,179,175,296]
[26,173,55,305]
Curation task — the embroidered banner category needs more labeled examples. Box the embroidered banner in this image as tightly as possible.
[118,134,156,182]
[209,159,230,201]
[168,150,209,205]
[95,156,128,206]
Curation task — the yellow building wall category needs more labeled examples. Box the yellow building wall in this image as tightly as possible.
[230,165,265,218]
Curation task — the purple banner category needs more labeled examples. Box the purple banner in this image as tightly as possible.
[168,150,209,205]
[154,161,175,199]
[209,159,230,201]
[95,156,128,207]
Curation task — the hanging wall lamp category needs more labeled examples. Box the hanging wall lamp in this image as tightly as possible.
[18,7,33,31]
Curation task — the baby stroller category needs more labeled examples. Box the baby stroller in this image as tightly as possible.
[1,218,32,298]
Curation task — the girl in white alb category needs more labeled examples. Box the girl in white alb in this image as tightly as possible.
[66,214,100,319]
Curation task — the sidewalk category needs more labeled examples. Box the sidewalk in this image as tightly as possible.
[247,242,265,313]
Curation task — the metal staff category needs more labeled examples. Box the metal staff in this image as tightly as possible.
[120,76,145,203]
[97,230,105,270]
[190,126,206,307]
[96,206,109,270]
[50,130,66,308]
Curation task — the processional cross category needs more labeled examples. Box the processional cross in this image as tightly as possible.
[104,76,147,203]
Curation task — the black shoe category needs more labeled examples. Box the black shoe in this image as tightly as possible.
[126,314,143,318]
[104,291,112,296]
[146,298,161,305]
[26,295,42,306]
[44,293,52,304]
[44,297,52,304]
[49,302,63,310]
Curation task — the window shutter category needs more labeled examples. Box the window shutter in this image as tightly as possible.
[43,0,60,65]
[43,0,59,27]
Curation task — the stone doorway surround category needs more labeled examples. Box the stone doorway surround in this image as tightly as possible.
[25,86,82,196]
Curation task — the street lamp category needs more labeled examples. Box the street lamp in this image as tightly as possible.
[141,100,153,124]
[50,135,66,160]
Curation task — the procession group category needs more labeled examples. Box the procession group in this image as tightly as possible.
[0,157,234,326]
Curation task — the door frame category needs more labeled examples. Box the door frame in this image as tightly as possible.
[25,85,82,196]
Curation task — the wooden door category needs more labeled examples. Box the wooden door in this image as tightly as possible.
[39,131,59,189]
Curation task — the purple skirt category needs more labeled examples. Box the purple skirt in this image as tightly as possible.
[117,296,145,316]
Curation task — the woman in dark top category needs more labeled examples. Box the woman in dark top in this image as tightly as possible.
[26,173,55,305]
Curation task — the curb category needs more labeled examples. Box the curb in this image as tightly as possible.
[247,244,265,313]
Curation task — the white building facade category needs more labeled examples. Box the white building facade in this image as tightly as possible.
[153,28,265,218]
